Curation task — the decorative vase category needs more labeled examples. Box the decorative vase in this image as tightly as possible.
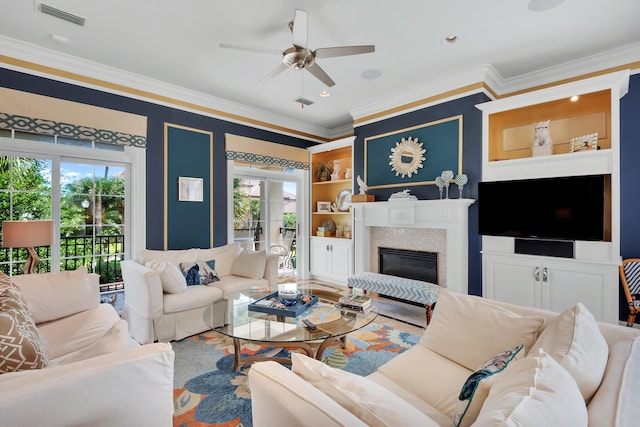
[441,170,453,199]
[455,174,468,198]
[345,168,352,179]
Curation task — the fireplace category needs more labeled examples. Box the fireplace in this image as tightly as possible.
[353,199,475,294]
[378,247,438,284]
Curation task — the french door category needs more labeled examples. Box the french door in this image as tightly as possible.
[232,167,302,281]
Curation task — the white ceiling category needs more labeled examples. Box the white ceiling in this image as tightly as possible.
[1,0,639,141]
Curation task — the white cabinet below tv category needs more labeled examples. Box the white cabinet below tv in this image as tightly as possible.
[483,251,618,323]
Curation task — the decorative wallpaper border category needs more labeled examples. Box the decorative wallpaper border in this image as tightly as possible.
[226,150,309,170]
[0,112,146,147]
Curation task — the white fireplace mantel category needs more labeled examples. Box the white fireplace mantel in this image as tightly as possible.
[352,199,475,295]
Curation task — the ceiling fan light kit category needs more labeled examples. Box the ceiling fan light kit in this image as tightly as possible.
[221,9,375,88]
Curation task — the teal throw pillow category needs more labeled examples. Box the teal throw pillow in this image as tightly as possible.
[453,344,524,427]
[179,261,220,286]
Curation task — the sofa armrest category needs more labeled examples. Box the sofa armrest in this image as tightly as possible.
[121,260,165,343]
[588,335,640,427]
[0,343,175,427]
[263,252,279,288]
[249,361,368,427]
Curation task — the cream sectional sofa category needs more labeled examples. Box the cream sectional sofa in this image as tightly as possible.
[249,289,640,427]
[0,267,174,426]
[122,243,278,344]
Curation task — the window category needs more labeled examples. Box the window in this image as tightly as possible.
[0,132,142,293]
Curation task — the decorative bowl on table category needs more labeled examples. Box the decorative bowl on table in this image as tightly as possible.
[278,289,301,306]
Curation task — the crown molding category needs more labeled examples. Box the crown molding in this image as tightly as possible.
[0,36,331,143]
[351,44,640,127]
[493,42,640,95]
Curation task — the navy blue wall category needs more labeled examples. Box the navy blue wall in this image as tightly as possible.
[0,68,316,250]
[354,93,489,296]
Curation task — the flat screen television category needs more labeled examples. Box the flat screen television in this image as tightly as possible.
[478,174,609,242]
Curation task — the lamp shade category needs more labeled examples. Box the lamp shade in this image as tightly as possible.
[2,220,54,248]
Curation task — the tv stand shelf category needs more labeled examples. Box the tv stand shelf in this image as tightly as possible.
[477,70,630,324]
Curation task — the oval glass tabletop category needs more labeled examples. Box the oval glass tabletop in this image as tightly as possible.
[203,286,378,344]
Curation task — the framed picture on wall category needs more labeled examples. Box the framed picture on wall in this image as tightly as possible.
[178,177,204,202]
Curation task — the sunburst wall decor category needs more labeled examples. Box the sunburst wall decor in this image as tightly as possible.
[388,136,426,178]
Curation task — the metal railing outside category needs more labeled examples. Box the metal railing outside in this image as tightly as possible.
[0,234,124,292]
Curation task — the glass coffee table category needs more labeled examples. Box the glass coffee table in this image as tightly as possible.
[203,284,378,371]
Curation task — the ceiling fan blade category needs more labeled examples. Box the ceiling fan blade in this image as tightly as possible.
[307,63,335,87]
[291,9,308,49]
[219,43,283,56]
[314,45,375,59]
[258,63,288,85]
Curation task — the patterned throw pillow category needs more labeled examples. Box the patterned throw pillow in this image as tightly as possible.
[179,261,220,286]
[452,344,524,427]
[0,274,49,373]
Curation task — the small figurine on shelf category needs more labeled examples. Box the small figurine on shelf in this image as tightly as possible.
[532,120,553,157]
[330,160,342,181]
[356,175,368,195]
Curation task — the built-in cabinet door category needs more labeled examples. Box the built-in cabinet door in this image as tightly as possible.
[310,237,353,284]
[483,253,616,322]
[483,255,540,308]
[541,259,614,322]
[329,239,353,278]
[310,237,331,276]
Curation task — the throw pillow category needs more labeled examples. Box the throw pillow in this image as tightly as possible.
[474,349,588,426]
[197,243,243,277]
[453,345,524,427]
[179,261,220,286]
[231,249,267,280]
[528,302,608,402]
[0,285,49,373]
[10,266,97,324]
[145,260,187,294]
[420,289,545,371]
[291,353,438,427]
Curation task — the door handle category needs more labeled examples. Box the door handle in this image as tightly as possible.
[534,266,540,282]
[542,267,548,283]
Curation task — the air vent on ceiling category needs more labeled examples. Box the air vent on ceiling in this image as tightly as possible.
[294,97,314,106]
[38,3,86,26]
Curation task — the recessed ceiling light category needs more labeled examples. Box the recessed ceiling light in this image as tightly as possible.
[361,69,382,80]
[319,91,330,97]
[441,35,458,45]
[570,95,579,102]
[528,0,565,11]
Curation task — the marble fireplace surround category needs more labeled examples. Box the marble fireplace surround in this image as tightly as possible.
[352,199,475,295]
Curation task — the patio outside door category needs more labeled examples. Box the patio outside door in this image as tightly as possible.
[232,174,298,282]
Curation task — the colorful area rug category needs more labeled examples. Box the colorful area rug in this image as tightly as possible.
[172,322,419,427]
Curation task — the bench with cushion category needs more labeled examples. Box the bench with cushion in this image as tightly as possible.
[347,272,440,324]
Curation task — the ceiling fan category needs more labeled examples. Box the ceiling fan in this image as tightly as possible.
[220,9,375,87]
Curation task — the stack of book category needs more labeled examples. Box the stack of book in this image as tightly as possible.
[338,294,373,313]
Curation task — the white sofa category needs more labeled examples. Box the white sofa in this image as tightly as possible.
[249,289,640,427]
[122,243,279,344]
[0,267,175,427]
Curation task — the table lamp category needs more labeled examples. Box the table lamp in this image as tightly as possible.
[2,220,54,274]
